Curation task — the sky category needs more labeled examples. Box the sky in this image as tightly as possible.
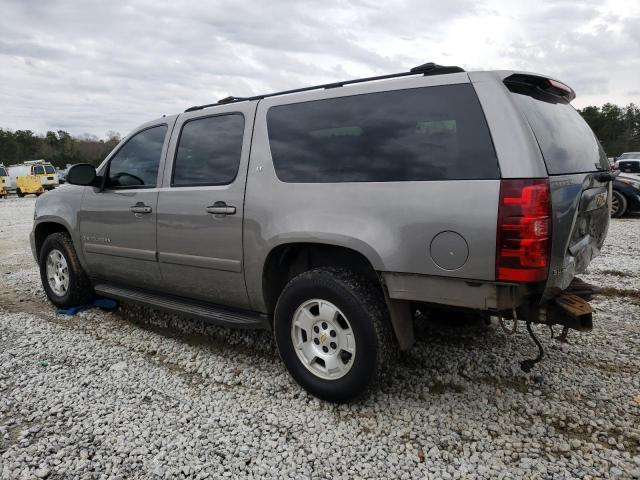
[0,0,639,138]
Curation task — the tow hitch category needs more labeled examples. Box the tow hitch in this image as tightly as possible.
[499,292,594,373]
[547,293,593,331]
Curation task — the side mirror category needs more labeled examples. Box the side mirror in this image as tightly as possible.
[66,164,97,186]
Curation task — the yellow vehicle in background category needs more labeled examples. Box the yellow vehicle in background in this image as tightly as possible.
[16,175,44,197]
[0,176,7,198]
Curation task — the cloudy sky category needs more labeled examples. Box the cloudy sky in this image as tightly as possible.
[1,0,638,138]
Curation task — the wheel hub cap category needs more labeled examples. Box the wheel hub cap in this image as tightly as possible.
[291,299,356,380]
[46,249,69,297]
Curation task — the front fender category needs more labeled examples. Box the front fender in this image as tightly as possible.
[32,185,87,268]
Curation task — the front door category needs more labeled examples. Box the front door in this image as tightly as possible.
[80,123,172,289]
[156,104,255,309]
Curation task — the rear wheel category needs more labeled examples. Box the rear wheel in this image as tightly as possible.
[611,190,627,218]
[17,189,24,198]
[274,267,397,402]
[39,232,93,307]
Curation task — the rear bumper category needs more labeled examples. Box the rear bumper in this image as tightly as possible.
[382,272,540,311]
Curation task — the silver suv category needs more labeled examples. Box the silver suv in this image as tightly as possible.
[32,63,612,402]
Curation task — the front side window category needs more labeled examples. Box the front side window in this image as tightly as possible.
[172,114,244,187]
[107,125,167,188]
[266,84,499,183]
[33,165,45,175]
[44,165,56,174]
[0,167,7,176]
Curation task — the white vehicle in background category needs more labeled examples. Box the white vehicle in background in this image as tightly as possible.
[614,152,640,173]
[0,164,12,190]
[8,160,59,191]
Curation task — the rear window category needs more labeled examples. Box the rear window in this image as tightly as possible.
[267,84,499,183]
[44,165,55,174]
[618,161,640,173]
[509,92,606,175]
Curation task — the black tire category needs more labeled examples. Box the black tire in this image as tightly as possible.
[17,189,24,198]
[39,232,94,307]
[274,267,397,402]
[611,190,627,218]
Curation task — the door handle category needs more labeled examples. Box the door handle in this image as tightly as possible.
[206,201,236,216]
[130,203,152,214]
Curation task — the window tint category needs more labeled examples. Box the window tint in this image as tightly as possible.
[510,92,606,175]
[107,125,167,188]
[44,165,55,174]
[173,114,244,187]
[33,166,45,175]
[266,84,499,183]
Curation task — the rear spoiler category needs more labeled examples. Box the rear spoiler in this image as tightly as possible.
[503,73,576,102]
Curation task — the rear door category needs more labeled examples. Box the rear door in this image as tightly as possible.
[156,103,255,309]
[505,77,611,298]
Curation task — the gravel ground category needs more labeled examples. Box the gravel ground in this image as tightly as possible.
[0,196,639,480]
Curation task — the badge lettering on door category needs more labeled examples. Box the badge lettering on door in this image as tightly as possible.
[82,235,111,244]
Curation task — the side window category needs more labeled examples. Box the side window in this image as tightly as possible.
[266,84,499,183]
[172,114,244,187]
[33,165,45,175]
[107,125,167,188]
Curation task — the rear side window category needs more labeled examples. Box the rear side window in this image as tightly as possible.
[509,92,606,175]
[107,125,167,188]
[172,114,244,187]
[267,84,499,183]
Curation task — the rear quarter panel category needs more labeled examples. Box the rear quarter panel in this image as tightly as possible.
[244,74,501,312]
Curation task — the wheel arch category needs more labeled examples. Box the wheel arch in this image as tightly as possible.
[34,221,72,260]
[261,242,381,314]
[260,242,415,350]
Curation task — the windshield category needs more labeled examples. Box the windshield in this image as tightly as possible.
[619,153,640,159]
[44,165,56,174]
[510,92,607,175]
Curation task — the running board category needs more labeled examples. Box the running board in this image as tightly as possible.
[94,284,270,330]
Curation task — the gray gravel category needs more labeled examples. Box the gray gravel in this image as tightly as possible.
[1,196,639,479]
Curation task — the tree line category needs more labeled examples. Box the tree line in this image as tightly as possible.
[0,102,638,168]
[0,129,121,168]
[579,103,640,157]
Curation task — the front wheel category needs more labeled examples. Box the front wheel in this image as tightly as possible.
[611,190,627,218]
[274,267,397,402]
[39,232,94,307]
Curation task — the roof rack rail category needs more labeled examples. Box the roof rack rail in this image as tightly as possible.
[184,62,465,112]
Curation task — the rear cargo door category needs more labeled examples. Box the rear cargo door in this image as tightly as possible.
[508,79,611,299]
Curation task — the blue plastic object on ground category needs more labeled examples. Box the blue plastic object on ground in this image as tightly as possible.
[56,298,118,316]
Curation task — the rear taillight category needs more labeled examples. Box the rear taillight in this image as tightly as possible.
[496,179,551,282]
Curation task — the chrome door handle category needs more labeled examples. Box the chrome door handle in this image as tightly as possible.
[206,201,236,216]
[130,203,152,214]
